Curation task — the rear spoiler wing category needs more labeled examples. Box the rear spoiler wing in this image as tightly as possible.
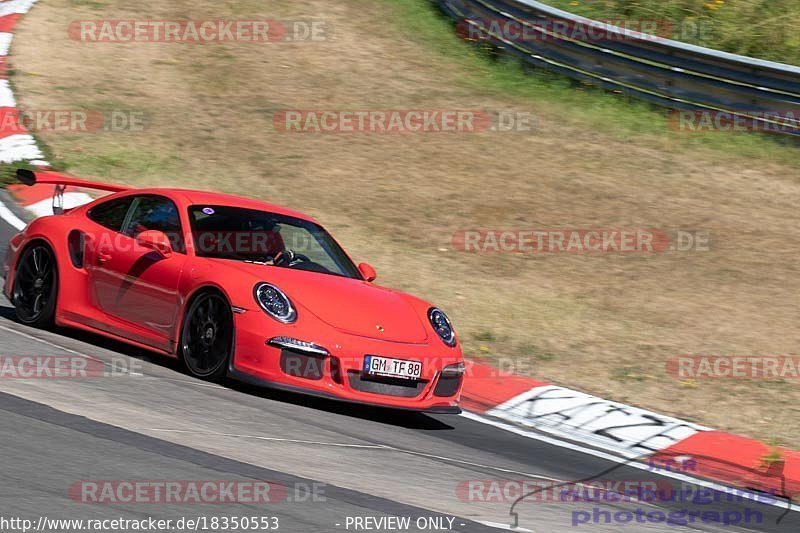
[17,168,128,193]
[16,168,129,215]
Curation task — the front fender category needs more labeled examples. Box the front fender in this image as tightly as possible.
[172,259,261,348]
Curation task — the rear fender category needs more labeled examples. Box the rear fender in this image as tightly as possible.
[11,217,90,321]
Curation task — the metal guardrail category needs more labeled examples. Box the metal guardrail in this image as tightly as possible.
[437,0,800,135]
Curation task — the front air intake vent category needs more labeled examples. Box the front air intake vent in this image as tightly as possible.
[347,371,426,398]
[279,349,325,380]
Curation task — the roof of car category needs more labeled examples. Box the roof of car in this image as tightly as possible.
[131,188,317,223]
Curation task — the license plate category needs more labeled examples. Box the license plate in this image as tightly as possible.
[363,355,422,380]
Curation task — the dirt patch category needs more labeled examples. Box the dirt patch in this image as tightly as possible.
[11,0,800,445]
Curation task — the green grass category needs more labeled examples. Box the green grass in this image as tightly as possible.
[58,147,180,177]
[382,0,799,163]
[67,0,110,9]
[611,365,651,383]
[545,0,800,66]
[0,146,178,189]
[473,330,498,342]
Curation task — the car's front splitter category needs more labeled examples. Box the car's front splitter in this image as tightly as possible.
[227,364,461,414]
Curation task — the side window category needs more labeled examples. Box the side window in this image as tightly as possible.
[123,196,186,254]
[87,197,134,232]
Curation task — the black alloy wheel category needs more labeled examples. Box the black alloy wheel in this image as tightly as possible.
[13,244,58,327]
[180,291,234,381]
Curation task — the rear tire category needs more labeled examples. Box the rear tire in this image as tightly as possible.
[179,291,234,382]
[12,243,58,328]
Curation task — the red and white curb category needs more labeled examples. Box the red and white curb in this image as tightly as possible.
[0,0,47,166]
[463,360,800,501]
[7,181,94,219]
[0,0,797,507]
[0,0,92,221]
[484,384,705,457]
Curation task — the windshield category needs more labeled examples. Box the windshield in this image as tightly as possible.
[188,205,361,279]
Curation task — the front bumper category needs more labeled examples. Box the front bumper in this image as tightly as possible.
[230,310,464,413]
[228,367,461,414]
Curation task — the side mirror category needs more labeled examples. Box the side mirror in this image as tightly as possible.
[136,230,173,257]
[358,262,377,282]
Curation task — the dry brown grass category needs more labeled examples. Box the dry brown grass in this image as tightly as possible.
[11,0,800,444]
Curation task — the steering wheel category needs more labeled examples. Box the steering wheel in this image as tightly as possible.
[274,250,311,266]
[289,252,311,266]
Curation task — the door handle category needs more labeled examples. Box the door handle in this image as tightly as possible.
[97,251,112,264]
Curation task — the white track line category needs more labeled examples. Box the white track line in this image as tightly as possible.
[461,411,798,513]
[0,198,26,230]
[0,322,94,359]
[131,427,763,533]
[135,428,388,450]
[0,322,138,375]
[475,521,532,532]
[134,427,565,482]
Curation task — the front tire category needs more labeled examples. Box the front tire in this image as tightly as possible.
[180,291,234,381]
[12,243,58,328]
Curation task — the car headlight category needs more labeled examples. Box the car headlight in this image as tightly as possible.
[254,282,297,323]
[428,308,456,347]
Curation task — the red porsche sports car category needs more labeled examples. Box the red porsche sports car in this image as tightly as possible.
[4,169,464,413]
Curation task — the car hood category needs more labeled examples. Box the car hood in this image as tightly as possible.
[218,261,431,343]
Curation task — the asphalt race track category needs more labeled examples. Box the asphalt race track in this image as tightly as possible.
[0,207,797,533]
